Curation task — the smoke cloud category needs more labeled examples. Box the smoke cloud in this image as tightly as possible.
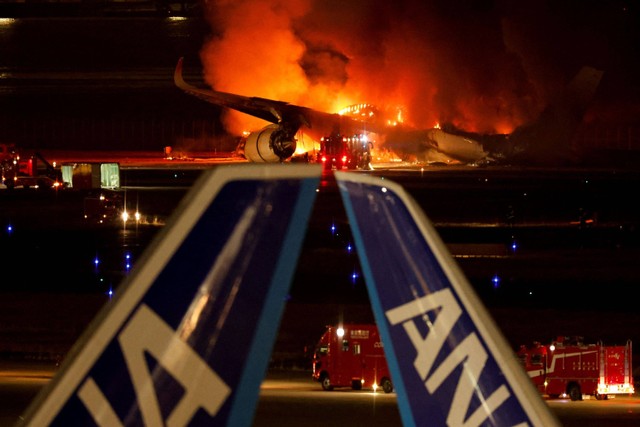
[199,0,631,137]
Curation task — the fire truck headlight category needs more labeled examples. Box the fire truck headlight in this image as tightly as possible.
[337,327,344,338]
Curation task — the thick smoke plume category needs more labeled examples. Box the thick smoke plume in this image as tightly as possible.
[199,0,629,140]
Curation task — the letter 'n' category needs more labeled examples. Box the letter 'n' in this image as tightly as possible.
[386,288,462,380]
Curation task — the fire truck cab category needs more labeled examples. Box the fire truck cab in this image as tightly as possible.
[312,324,393,393]
[517,336,634,401]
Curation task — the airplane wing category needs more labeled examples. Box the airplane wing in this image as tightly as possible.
[335,171,560,427]
[174,57,381,139]
[174,57,305,126]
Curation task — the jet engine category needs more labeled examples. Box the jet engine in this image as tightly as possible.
[243,124,297,163]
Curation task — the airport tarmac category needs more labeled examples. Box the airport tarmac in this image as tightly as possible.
[2,158,640,371]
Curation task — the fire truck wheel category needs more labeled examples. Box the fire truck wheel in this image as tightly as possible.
[568,384,582,401]
[351,380,362,390]
[321,374,333,391]
[381,378,393,394]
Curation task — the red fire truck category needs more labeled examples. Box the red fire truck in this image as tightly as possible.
[316,134,372,170]
[517,336,634,401]
[312,324,393,393]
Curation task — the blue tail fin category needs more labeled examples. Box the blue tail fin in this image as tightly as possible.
[20,164,321,427]
[335,171,560,427]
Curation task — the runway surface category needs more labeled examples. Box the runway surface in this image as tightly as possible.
[1,362,638,427]
[2,156,640,361]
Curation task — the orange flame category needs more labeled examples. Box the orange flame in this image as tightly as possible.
[199,0,553,146]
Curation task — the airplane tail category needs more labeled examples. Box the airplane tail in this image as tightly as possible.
[20,165,558,426]
[335,171,560,427]
[411,66,605,166]
[505,66,604,165]
[19,164,321,427]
